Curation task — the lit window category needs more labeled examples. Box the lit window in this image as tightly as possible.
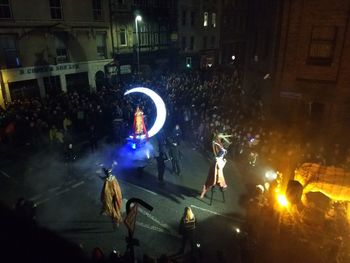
[307,26,337,66]
[119,28,127,46]
[92,0,103,21]
[0,0,12,19]
[140,25,148,46]
[50,0,62,20]
[96,32,107,59]
[55,32,68,63]
[203,12,208,27]
[212,13,216,28]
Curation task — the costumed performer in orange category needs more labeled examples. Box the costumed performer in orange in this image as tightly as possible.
[100,168,123,229]
[133,106,148,139]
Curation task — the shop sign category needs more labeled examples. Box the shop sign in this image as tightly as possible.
[19,64,79,75]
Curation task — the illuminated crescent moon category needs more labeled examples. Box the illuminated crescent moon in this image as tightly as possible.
[124,87,167,138]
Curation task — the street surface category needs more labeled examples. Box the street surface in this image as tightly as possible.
[0,141,247,262]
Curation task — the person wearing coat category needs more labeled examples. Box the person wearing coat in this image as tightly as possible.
[178,207,196,254]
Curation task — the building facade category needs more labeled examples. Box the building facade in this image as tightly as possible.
[110,0,177,75]
[272,0,350,136]
[220,0,248,66]
[242,0,280,116]
[0,0,113,108]
[177,0,221,70]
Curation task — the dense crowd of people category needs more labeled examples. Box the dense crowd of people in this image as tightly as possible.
[1,65,350,262]
[1,66,348,173]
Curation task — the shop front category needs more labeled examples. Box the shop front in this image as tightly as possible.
[0,59,112,106]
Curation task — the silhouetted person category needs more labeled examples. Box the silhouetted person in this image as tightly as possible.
[89,125,98,152]
[63,143,76,180]
[168,137,181,175]
[156,152,166,184]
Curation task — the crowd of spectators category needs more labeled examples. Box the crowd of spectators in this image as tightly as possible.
[1,65,350,179]
[1,65,350,262]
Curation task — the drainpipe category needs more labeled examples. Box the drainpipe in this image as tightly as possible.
[109,0,115,58]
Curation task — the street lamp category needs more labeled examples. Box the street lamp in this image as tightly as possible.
[135,15,142,74]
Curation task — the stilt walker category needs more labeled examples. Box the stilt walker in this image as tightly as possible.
[200,155,228,199]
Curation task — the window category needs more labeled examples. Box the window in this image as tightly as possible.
[211,36,215,48]
[181,10,186,26]
[203,36,207,49]
[50,0,62,20]
[212,12,216,28]
[0,34,20,68]
[190,11,195,26]
[0,0,11,19]
[190,36,194,50]
[236,15,247,33]
[119,28,127,46]
[96,32,107,58]
[159,25,167,45]
[153,30,159,45]
[140,25,148,46]
[181,36,186,50]
[55,32,68,63]
[203,12,208,27]
[92,0,103,21]
[307,26,337,66]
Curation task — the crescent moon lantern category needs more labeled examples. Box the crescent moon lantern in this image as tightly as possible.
[124,87,167,138]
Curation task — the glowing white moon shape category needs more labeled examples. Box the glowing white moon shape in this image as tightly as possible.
[124,87,167,138]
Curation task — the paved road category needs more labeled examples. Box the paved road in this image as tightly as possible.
[0,142,248,262]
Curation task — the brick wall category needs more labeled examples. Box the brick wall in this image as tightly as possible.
[273,0,350,136]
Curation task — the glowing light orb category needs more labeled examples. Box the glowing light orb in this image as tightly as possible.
[124,87,167,139]
[277,194,289,208]
[265,170,277,181]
